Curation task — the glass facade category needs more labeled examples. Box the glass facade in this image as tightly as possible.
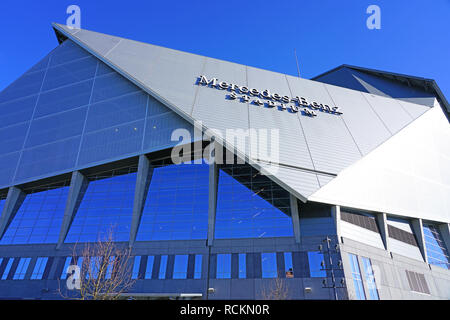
[215,164,293,239]
[0,38,192,189]
[348,253,366,300]
[261,253,277,278]
[136,161,209,241]
[308,252,326,278]
[423,224,449,269]
[14,258,31,280]
[31,257,48,280]
[65,167,137,243]
[0,184,69,245]
[216,254,231,279]
[173,255,189,279]
[361,257,379,300]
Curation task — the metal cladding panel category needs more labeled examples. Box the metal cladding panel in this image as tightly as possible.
[397,99,430,119]
[310,106,450,223]
[340,221,385,250]
[253,161,321,199]
[193,58,249,152]
[324,83,392,155]
[246,68,314,170]
[61,28,122,56]
[287,76,362,174]
[48,24,445,203]
[361,93,415,134]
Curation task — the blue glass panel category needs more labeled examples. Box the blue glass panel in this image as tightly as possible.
[238,254,246,279]
[0,70,45,104]
[361,257,379,300]
[284,252,294,278]
[0,122,29,154]
[308,252,326,278]
[42,57,97,91]
[0,199,5,213]
[31,257,48,280]
[25,107,87,148]
[15,136,80,182]
[27,55,51,74]
[159,255,168,279]
[77,120,144,166]
[0,152,20,187]
[96,62,115,76]
[0,95,37,128]
[49,40,92,67]
[91,72,140,103]
[348,253,366,300]
[136,161,209,241]
[60,257,72,279]
[216,254,231,279]
[261,253,277,278]
[85,92,147,133]
[13,258,31,280]
[0,185,69,245]
[145,256,154,279]
[194,255,202,279]
[215,164,292,239]
[65,168,136,243]
[1,259,14,280]
[423,224,449,269]
[35,80,93,118]
[131,256,141,279]
[173,255,188,279]
[143,98,194,152]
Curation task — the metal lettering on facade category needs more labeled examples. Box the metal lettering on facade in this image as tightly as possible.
[196,75,343,118]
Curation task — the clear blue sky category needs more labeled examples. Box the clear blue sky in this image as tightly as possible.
[1,0,449,98]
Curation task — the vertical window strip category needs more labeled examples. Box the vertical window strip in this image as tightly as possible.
[1,259,14,280]
[105,256,115,280]
[238,254,246,279]
[194,255,202,279]
[284,252,294,278]
[131,256,141,279]
[13,258,31,280]
[261,253,277,279]
[348,253,366,300]
[60,257,72,279]
[31,257,49,280]
[361,257,379,300]
[423,224,449,269]
[173,255,188,279]
[216,254,231,279]
[159,255,168,279]
[145,256,154,279]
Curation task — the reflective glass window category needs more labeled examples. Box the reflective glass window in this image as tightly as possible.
[194,255,202,279]
[173,255,188,279]
[1,259,14,280]
[159,255,168,279]
[131,256,141,279]
[13,258,31,280]
[284,252,294,278]
[361,257,379,300]
[238,254,246,279]
[31,257,49,280]
[348,253,366,300]
[0,184,69,245]
[145,256,154,279]
[65,167,137,243]
[215,164,292,239]
[216,254,231,279]
[308,252,326,278]
[136,161,209,241]
[423,224,449,270]
[261,253,277,278]
[61,257,72,279]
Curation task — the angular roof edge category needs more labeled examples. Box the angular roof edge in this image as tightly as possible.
[312,64,450,120]
[51,23,313,202]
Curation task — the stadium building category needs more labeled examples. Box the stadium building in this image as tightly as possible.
[0,23,448,300]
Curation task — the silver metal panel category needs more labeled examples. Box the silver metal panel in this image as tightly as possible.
[246,68,314,170]
[361,93,415,134]
[310,106,450,223]
[288,76,362,174]
[57,25,121,56]
[389,238,424,262]
[397,99,430,119]
[324,83,392,155]
[340,221,385,250]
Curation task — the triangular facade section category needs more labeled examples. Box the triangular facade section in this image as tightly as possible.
[0,37,193,189]
[51,24,436,202]
[309,103,450,223]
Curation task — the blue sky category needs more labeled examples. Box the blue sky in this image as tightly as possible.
[1,0,449,98]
